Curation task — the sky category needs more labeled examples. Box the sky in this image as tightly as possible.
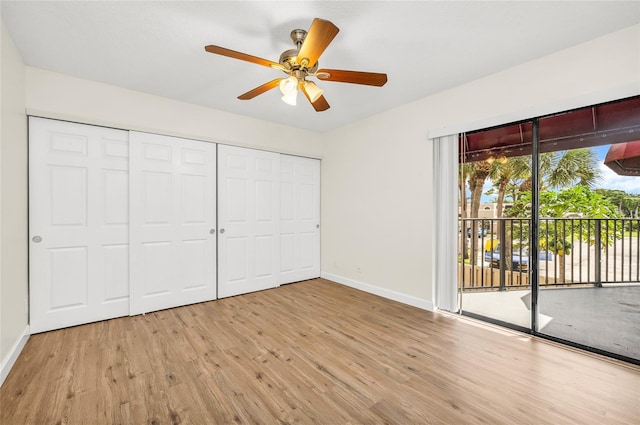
[593,145,640,194]
[477,144,640,203]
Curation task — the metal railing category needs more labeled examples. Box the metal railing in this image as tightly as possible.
[459,217,640,290]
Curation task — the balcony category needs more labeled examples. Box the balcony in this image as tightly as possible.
[459,217,640,290]
[458,217,640,361]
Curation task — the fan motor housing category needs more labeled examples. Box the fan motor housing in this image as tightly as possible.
[279,29,319,73]
[279,49,319,72]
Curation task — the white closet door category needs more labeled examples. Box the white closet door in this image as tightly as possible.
[280,155,321,284]
[29,117,130,333]
[218,145,280,298]
[129,132,216,315]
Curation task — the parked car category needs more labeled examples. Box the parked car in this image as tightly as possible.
[467,227,488,238]
[484,244,553,271]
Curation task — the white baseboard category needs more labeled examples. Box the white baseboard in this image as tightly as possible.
[321,272,435,312]
[0,325,30,387]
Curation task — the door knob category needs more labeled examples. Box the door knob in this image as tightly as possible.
[209,229,216,234]
[32,236,42,243]
[219,228,225,234]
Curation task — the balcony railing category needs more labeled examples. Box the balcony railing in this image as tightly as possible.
[459,217,640,290]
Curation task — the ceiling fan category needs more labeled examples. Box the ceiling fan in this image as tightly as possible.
[204,18,387,112]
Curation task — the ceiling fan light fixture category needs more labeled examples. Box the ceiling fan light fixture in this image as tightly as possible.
[303,81,324,103]
[280,75,298,106]
[279,75,298,96]
[281,91,297,106]
[204,18,387,112]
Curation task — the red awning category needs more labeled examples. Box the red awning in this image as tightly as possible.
[604,141,640,176]
[459,96,640,163]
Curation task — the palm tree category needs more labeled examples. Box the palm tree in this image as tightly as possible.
[468,161,492,219]
[518,152,553,193]
[546,148,602,190]
[489,156,530,218]
[466,161,492,266]
[516,149,601,210]
[489,156,530,271]
[459,163,473,220]
[458,163,473,260]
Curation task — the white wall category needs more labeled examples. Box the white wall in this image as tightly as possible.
[0,20,29,384]
[26,67,324,158]
[321,24,640,310]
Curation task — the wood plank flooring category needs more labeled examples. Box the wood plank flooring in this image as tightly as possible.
[1,278,639,424]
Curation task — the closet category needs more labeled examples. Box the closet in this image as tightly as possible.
[29,119,130,333]
[28,117,320,333]
[279,155,321,284]
[217,145,281,298]
[129,131,217,315]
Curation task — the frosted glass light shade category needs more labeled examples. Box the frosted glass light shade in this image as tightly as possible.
[279,76,298,95]
[281,92,297,106]
[303,81,323,103]
[280,76,298,106]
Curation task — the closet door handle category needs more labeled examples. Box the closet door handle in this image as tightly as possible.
[209,229,216,234]
[219,228,225,234]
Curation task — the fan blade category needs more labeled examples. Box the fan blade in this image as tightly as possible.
[316,69,387,86]
[296,18,339,68]
[205,45,282,69]
[238,79,283,100]
[300,83,330,112]
[309,95,330,112]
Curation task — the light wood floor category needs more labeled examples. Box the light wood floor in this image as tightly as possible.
[1,279,638,424]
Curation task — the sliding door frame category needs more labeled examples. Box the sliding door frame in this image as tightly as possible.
[530,118,540,332]
[453,99,640,365]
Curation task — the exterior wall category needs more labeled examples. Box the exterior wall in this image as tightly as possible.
[460,203,498,219]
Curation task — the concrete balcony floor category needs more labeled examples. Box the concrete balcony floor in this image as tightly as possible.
[461,284,640,361]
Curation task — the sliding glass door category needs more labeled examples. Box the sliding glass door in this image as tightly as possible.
[457,96,640,363]
[459,140,534,331]
[536,108,640,361]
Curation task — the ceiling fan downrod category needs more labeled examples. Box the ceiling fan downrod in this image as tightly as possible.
[290,29,307,49]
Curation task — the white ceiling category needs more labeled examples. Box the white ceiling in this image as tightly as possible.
[2,1,639,132]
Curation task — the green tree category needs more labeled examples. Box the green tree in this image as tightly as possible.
[509,186,620,282]
[462,148,604,272]
[595,188,640,218]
